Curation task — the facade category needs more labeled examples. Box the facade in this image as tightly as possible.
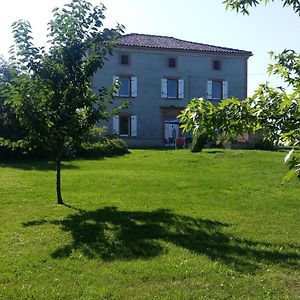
[93,33,252,147]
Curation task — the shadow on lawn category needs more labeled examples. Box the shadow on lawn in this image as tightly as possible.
[0,160,79,171]
[23,206,300,273]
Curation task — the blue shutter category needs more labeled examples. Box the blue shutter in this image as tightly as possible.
[178,79,184,99]
[161,79,168,98]
[112,116,119,134]
[131,77,137,97]
[222,81,228,99]
[131,115,137,137]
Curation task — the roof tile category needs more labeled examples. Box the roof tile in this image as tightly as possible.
[117,33,252,56]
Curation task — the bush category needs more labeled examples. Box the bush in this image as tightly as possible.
[76,135,129,158]
[82,127,107,144]
[0,145,24,160]
[252,137,278,151]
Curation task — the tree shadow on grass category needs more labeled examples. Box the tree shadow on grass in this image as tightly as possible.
[0,160,79,171]
[23,206,300,273]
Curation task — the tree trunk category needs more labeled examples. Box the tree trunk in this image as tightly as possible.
[191,133,207,152]
[56,156,64,205]
[56,140,65,205]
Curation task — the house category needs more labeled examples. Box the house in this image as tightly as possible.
[93,33,253,147]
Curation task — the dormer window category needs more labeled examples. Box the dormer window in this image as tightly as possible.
[120,54,130,65]
[213,60,221,71]
[168,57,177,68]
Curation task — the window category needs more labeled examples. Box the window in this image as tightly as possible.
[113,76,137,97]
[168,57,177,68]
[167,79,178,98]
[119,77,130,97]
[119,116,130,135]
[120,53,130,65]
[161,79,184,99]
[213,60,221,71]
[113,115,137,137]
[206,80,228,100]
[212,81,222,100]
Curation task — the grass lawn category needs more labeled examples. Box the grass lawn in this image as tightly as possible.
[0,149,299,299]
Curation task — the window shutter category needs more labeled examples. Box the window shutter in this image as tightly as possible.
[178,79,184,99]
[130,115,137,137]
[131,77,137,97]
[222,81,228,99]
[112,116,119,134]
[161,79,168,98]
[206,80,212,99]
[113,76,120,97]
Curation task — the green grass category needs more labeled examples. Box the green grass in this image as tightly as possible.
[0,149,299,299]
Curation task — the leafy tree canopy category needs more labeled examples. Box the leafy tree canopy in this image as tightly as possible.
[1,0,127,204]
[223,0,300,15]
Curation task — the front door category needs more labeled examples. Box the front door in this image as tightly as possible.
[165,121,179,144]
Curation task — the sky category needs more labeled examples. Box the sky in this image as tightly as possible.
[0,0,299,96]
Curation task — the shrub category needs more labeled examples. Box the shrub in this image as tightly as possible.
[252,137,278,151]
[76,135,129,158]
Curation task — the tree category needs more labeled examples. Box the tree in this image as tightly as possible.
[223,0,300,16]
[224,0,300,181]
[0,57,27,148]
[3,0,127,204]
[178,98,217,152]
[178,97,255,152]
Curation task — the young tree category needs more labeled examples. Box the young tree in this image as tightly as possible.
[4,0,126,204]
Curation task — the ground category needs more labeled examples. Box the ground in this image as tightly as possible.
[0,149,299,299]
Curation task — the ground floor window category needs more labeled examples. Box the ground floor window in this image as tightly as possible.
[113,115,137,137]
[119,116,130,135]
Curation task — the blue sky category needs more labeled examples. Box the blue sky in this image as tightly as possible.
[0,0,299,96]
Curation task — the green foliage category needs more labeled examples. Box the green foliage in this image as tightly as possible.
[0,57,27,145]
[178,97,256,151]
[77,135,129,158]
[1,0,127,203]
[283,149,300,182]
[178,98,217,151]
[82,126,107,144]
[223,0,300,182]
[250,50,300,181]
[223,0,300,16]
[252,136,277,151]
[74,126,129,158]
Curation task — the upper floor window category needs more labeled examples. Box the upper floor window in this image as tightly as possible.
[161,78,184,99]
[168,57,177,68]
[207,80,228,101]
[113,75,137,98]
[120,53,130,65]
[213,60,221,71]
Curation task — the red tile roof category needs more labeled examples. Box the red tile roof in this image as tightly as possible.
[117,33,252,56]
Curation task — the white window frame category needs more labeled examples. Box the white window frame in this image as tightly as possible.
[112,115,137,137]
[161,78,184,99]
[113,76,137,98]
[206,80,228,100]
